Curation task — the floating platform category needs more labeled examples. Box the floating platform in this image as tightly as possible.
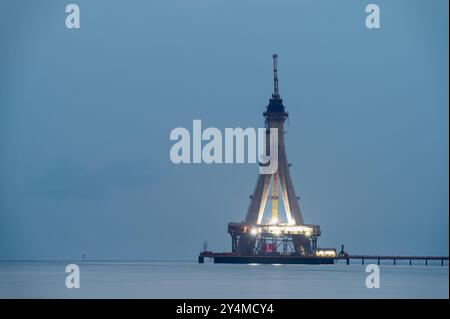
[198,253,334,265]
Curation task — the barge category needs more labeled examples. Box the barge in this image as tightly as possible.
[198,252,335,265]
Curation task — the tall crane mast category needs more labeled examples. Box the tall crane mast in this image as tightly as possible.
[272,54,280,99]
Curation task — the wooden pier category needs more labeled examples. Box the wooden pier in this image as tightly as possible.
[336,255,449,266]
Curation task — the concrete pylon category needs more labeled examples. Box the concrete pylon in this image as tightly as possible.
[244,54,304,227]
[244,101,304,226]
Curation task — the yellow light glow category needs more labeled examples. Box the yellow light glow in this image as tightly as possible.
[253,224,316,236]
[315,249,337,257]
[250,228,258,236]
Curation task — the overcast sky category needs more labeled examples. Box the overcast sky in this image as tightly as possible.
[0,0,448,260]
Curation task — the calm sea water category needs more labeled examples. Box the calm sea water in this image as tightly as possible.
[0,261,448,298]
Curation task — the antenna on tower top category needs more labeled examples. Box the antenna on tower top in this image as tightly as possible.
[272,53,280,99]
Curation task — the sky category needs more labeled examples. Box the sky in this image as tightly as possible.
[0,0,448,260]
